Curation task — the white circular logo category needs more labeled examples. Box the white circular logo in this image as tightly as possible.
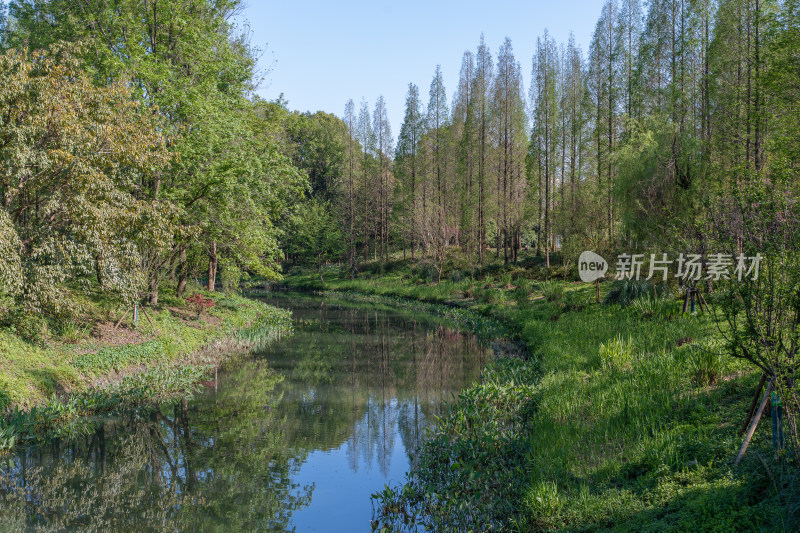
[578,251,608,282]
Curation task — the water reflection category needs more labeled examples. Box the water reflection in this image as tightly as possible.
[0,294,487,531]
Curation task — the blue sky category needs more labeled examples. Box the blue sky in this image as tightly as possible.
[240,0,605,137]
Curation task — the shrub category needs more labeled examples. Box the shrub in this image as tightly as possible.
[186,294,215,319]
[563,290,589,312]
[604,279,654,306]
[513,286,530,307]
[58,321,90,344]
[684,342,725,386]
[473,287,485,301]
[598,335,634,371]
[539,281,564,302]
[462,282,476,299]
[449,269,465,283]
[414,262,439,283]
[482,288,506,305]
[3,309,47,344]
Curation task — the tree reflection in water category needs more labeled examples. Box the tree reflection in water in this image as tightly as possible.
[0,294,486,531]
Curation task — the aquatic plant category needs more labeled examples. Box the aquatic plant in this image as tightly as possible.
[371,357,537,531]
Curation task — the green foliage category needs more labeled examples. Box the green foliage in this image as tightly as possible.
[372,357,537,531]
[513,285,531,307]
[0,425,17,452]
[633,295,681,320]
[539,281,564,302]
[525,480,563,520]
[683,342,726,387]
[1,0,307,313]
[562,290,590,312]
[57,321,90,344]
[71,341,165,373]
[604,279,654,306]
[598,334,635,371]
[0,46,171,313]
[1,309,48,344]
[284,199,344,281]
[235,307,294,351]
[219,260,246,295]
[284,111,347,201]
[449,269,465,283]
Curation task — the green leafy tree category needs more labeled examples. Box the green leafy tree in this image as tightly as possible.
[0,46,172,313]
[286,200,344,283]
[6,0,305,302]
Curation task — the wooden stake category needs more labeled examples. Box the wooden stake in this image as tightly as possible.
[596,279,601,303]
[698,291,710,312]
[141,306,156,329]
[740,373,768,435]
[114,309,130,330]
[736,379,774,465]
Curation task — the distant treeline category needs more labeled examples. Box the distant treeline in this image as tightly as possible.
[280,0,799,280]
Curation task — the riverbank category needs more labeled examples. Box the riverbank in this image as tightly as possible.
[0,290,292,449]
[284,268,797,531]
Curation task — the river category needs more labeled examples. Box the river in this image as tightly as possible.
[0,293,488,532]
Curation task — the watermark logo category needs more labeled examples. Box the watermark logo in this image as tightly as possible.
[579,251,608,282]
[579,251,762,282]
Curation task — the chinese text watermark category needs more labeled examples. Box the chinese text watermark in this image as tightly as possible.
[579,251,762,283]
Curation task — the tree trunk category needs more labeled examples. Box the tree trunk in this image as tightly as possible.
[148,273,159,306]
[207,241,217,292]
[177,247,187,297]
[95,253,103,287]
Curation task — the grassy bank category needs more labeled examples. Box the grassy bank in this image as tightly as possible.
[284,265,797,532]
[0,288,292,449]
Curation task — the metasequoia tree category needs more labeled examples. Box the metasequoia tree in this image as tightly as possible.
[492,38,528,264]
[395,84,425,259]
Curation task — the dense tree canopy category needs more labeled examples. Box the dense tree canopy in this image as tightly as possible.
[0,0,305,314]
[0,46,172,312]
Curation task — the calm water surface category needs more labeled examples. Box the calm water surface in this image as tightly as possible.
[0,293,487,532]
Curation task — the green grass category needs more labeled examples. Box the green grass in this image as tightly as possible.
[285,261,797,532]
[0,287,292,410]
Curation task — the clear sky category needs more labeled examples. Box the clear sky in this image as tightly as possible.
[239,0,605,139]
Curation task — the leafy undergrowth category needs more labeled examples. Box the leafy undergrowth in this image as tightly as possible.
[0,288,292,424]
[285,266,797,532]
[0,290,292,453]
